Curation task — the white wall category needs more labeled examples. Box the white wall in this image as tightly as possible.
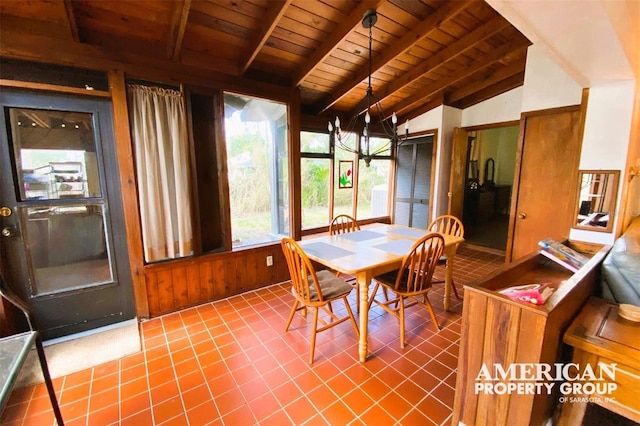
[462,87,522,127]
[569,79,636,245]
[520,44,584,112]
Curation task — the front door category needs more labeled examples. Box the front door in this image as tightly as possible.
[0,89,134,339]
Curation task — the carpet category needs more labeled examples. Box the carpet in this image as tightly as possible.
[15,319,141,388]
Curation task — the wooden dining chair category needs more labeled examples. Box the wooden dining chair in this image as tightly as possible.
[368,233,444,348]
[329,214,361,306]
[428,214,464,300]
[281,237,359,364]
[329,214,360,235]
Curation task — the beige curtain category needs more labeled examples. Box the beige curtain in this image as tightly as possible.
[128,84,192,262]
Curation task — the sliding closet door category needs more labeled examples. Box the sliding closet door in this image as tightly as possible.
[394,136,434,228]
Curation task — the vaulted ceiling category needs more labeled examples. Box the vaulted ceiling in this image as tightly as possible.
[0,0,531,121]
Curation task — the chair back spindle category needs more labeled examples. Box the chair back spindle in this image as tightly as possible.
[329,214,360,235]
[428,214,464,238]
[396,234,444,294]
[281,238,324,304]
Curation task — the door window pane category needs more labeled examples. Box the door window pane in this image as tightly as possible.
[9,108,101,200]
[24,205,113,295]
[224,93,289,247]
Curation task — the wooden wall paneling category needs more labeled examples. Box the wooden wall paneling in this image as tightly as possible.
[199,260,214,302]
[171,266,189,310]
[156,269,175,314]
[146,270,159,316]
[223,257,235,296]
[107,70,149,319]
[186,262,201,306]
[234,253,248,295]
[210,258,226,300]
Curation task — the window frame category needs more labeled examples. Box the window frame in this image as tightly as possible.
[300,127,394,234]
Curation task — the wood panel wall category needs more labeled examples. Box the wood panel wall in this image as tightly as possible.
[144,244,290,317]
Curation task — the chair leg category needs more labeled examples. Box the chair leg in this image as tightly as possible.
[36,337,64,426]
[284,299,299,332]
[423,296,441,332]
[309,307,319,364]
[367,282,381,310]
[399,296,406,349]
[343,296,359,337]
[452,280,462,300]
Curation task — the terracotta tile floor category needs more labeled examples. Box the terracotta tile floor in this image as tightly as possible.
[2,244,504,426]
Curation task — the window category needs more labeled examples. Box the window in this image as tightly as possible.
[301,130,392,230]
[301,131,331,228]
[357,136,391,220]
[224,93,289,247]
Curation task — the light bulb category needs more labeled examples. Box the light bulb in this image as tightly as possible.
[328,121,333,132]
[392,112,397,124]
[365,111,371,124]
[335,117,340,129]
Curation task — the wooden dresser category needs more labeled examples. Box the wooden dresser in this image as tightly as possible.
[452,241,610,426]
[557,297,640,424]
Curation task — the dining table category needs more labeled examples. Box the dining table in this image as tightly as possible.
[300,223,464,362]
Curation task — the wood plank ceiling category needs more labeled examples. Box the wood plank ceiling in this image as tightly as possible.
[0,0,531,121]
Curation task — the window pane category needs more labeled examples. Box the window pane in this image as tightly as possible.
[25,205,113,295]
[334,146,355,217]
[301,157,331,229]
[224,93,289,247]
[10,108,101,201]
[301,131,330,154]
[357,158,391,219]
[362,135,392,156]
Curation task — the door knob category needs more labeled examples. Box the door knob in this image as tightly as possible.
[1,226,15,237]
[518,212,527,219]
[0,207,11,217]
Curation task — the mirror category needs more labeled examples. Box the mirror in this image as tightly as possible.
[573,170,620,232]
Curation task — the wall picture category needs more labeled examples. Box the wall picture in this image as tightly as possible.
[338,160,353,188]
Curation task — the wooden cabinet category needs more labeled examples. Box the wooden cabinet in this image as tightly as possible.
[558,297,640,425]
[452,241,610,426]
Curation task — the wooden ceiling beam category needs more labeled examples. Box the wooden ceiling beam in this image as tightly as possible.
[62,0,80,43]
[239,0,291,75]
[167,0,191,61]
[445,57,526,104]
[0,30,290,102]
[390,39,530,117]
[314,0,472,114]
[293,0,385,87]
[455,72,526,109]
[403,93,445,122]
[370,15,511,111]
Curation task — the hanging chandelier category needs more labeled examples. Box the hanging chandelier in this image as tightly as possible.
[328,9,408,167]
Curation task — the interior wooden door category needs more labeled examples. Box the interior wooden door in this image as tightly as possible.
[508,107,582,261]
[449,127,469,218]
